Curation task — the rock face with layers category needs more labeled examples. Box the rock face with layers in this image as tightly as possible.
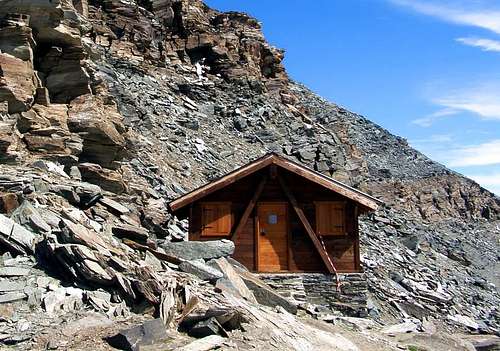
[89,0,288,92]
[0,31,37,113]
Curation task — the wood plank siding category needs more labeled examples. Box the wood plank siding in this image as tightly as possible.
[187,167,361,273]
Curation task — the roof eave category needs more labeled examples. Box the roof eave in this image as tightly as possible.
[168,153,382,212]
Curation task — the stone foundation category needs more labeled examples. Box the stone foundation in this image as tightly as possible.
[258,273,368,317]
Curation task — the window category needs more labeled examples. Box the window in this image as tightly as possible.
[315,201,346,236]
[201,202,232,236]
[268,214,278,224]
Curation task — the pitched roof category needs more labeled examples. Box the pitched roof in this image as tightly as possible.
[168,152,382,212]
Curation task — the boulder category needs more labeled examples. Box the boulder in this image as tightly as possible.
[0,281,25,293]
[99,197,130,215]
[112,224,149,243]
[0,53,36,113]
[0,266,31,276]
[78,163,126,194]
[0,292,26,304]
[177,335,225,351]
[107,318,170,351]
[447,314,479,330]
[0,193,19,214]
[40,46,91,103]
[236,269,298,314]
[68,96,126,168]
[11,201,51,233]
[188,317,224,338]
[43,287,84,314]
[160,240,234,261]
[0,0,84,48]
[0,15,35,62]
[23,132,70,154]
[0,121,18,162]
[179,259,223,282]
[208,258,256,303]
[381,319,421,334]
[0,213,37,254]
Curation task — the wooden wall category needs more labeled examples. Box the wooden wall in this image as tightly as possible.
[185,167,360,273]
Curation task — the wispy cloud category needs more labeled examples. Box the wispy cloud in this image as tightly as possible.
[436,86,500,120]
[411,108,459,127]
[456,37,500,52]
[445,139,500,167]
[390,1,500,54]
[422,81,500,121]
[389,0,500,34]
[468,173,500,186]
[411,133,453,144]
[466,173,500,195]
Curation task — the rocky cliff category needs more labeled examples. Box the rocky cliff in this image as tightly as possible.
[0,0,499,349]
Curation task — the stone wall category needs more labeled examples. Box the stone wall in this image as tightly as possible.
[258,273,368,317]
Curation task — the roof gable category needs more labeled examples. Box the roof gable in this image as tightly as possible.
[168,153,382,212]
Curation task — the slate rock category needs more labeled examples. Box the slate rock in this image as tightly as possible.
[112,224,149,242]
[107,318,169,351]
[0,213,37,254]
[401,235,421,252]
[470,337,500,351]
[188,317,223,338]
[179,259,223,282]
[177,335,225,351]
[160,240,234,261]
[237,269,298,314]
[99,197,130,215]
[0,193,19,214]
[0,281,25,292]
[43,287,84,314]
[0,267,30,276]
[381,319,421,334]
[233,117,248,131]
[208,257,257,303]
[448,314,479,330]
[78,163,127,194]
[0,292,26,304]
[11,201,51,233]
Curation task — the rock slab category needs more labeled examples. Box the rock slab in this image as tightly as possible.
[179,260,223,282]
[161,240,235,261]
[107,318,169,351]
[239,271,298,314]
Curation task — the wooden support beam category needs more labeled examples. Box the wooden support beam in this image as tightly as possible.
[277,175,335,274]
[269,164,278,179]
[354,205,361,272]
[231,176,267,243]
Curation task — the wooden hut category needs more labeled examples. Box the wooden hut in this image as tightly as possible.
[168,153,381,273]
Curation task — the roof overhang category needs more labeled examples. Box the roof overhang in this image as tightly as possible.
[168,153,382,212]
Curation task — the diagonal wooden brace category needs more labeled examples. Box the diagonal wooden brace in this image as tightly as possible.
[231,176,267,243]
[277,174,336,274]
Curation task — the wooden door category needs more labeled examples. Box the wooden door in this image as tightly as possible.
[256,202,288,272]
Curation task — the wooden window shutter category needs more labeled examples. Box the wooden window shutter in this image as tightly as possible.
[201,202,232,236]
[315,202,346,236]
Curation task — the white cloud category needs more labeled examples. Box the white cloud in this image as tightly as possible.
[456,37,500,52]
[426,81,500,121]
[445,139,500,167]
[466,173,500,195]
[468,173,500,186]
[411,108,459,127]
[411,133,453,144]
[389,0,500,34]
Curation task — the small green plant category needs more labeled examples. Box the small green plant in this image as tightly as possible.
[407,345,427,351]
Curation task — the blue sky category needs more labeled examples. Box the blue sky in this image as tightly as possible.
[205,0,500,195]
